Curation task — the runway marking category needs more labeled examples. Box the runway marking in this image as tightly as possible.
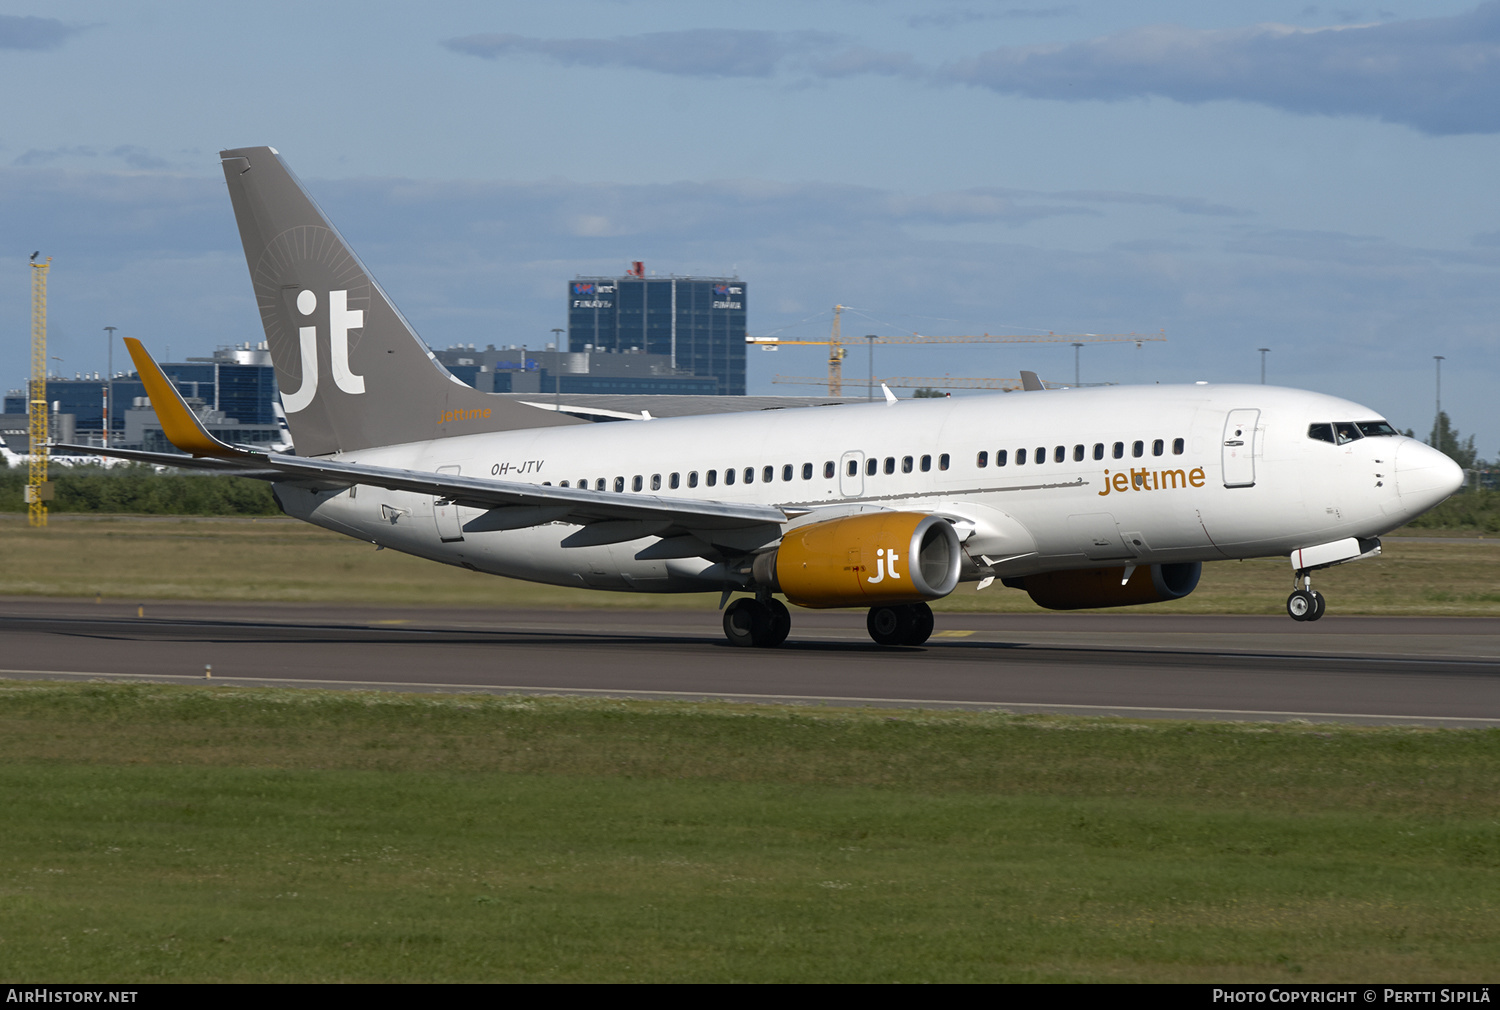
[932,630,975,638]
[1,668,1497,726]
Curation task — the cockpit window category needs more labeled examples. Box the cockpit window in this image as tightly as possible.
[1312,421,1395,443]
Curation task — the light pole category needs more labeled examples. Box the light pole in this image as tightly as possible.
[103,326,117,447]
[866,335,877,401]
[1072,342,1083,386]
[1258,348,1270,385]
[1433,355,1445,444]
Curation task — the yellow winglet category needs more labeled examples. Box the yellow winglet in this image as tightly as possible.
[123,337,246,458]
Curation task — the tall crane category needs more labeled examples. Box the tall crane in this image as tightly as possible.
[748,305,1165,396]
[27,254,52,527]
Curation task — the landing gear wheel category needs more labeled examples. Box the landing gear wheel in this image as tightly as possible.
[867,604,914,646]
[867,603,933,646]
[764,598,792,647]
[906,602,935,646]
[723,598,770,647]
[723,598,789,648]
[1287,589,1316,622]
[1307,590,1326,622]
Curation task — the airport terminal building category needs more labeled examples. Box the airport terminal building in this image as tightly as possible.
[4,268,752,453]
[568,268,747,396]
[2,343,283,452]
[432,346,719,397]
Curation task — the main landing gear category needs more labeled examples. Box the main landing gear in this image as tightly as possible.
[722,597,791,648]
[1286,570,1327,622]
[721,598,936,648]
[866,602,935,647]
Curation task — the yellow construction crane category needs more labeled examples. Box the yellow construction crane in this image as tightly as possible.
[27,254,53,527]
[748,305,1165,395]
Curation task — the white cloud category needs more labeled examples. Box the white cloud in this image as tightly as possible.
[0,15,85,51]
[446,8,1500,136]
[442,29,837,78]
[14,145,175,170]
[908,7,1078,30]
[942,4,1500,135]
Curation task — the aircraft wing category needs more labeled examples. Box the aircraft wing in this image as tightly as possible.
[84,339,795,539]
[50,444,286,479]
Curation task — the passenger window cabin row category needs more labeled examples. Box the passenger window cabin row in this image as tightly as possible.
[850,454,950,478]
[552,454,955,492]
[975,438,1185,468]
[543,440,1185,494]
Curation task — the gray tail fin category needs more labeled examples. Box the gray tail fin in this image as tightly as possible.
[219,146,582,457]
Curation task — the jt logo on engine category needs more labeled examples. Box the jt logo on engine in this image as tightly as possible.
[282,289,365,412]
[867,547,902,584]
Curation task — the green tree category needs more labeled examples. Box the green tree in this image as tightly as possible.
[911,387,947,398]
[1428,412,1477,470]
[0,465,280,515]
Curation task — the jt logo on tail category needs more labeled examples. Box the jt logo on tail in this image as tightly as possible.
[282,289,365,412]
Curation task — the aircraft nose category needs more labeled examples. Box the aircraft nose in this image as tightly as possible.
[1394,439,1465,514]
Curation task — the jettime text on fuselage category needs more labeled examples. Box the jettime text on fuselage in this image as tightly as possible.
[1097,466,1207,497]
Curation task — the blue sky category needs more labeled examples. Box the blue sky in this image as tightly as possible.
[2,1,1496,452]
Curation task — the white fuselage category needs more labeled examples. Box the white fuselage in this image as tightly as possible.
[274,383,1459,597]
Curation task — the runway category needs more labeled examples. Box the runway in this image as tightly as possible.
[1,597,1498,727]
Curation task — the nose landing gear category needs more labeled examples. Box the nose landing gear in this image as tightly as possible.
[1286,570,1326,622]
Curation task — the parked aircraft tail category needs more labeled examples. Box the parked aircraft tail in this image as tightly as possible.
[219,147,582,457]
[269,398,293,453]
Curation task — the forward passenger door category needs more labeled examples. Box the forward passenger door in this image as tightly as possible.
[1221,410,1260,488]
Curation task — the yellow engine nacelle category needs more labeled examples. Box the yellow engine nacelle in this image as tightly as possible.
[1005,562,1202,611]
[753,512,962,609]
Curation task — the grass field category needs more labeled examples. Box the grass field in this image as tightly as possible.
[1,515,1497,615]
[3,518,1495,982]
[1,682,1497,983]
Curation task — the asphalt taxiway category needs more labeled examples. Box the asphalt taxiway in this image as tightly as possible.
[1,597,1497,727]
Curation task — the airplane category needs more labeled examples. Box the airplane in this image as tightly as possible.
[267,399,294,454]
[2,444,135,469]
[59,146,1466,648]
